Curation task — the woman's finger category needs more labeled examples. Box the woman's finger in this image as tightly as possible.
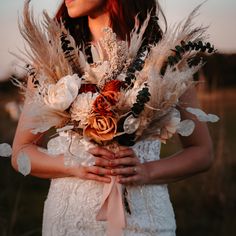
[111,157,139,167]
[86,173,111,183]
[118,175,140,185]
[87,166,112,176]
[88,147,115,159]
[95,157,112,167]
[111,166,139,176]
[115,148,135,158]
[118,146,133,151]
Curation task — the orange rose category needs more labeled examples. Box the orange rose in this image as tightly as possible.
[103,80,123,92]
[93,91,119,116]
[84,115,117,143]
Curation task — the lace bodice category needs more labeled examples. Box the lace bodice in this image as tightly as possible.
[43,140,176,236]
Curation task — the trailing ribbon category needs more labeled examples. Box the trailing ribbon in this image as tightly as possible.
[96,176,126,236]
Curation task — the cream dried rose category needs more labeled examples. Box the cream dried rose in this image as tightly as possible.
[44,74,81,111]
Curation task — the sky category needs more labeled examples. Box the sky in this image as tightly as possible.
[0,0,236,80]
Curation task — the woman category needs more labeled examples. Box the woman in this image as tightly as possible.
[12,0,213,235]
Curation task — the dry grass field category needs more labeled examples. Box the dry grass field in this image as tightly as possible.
[0,83,235,236]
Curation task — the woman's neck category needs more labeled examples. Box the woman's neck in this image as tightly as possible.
[88,11,110,43]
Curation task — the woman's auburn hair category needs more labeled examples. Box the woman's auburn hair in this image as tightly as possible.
[56,0,166,48]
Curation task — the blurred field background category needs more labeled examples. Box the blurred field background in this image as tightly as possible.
[0,53,236,236]
[1,0,236,235]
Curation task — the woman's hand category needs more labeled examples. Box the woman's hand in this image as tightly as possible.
[110,146,151,185]
[67,146,115,183]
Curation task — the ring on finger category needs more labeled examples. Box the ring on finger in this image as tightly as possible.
[133,167,137,174]
[97,170,105,176]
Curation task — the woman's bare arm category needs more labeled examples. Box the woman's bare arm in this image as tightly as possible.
[11,81,113,182]
[12,113,113,182]
[111,87,214,185]
[12,111,68,179]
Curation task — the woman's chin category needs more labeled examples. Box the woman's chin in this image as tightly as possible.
[67,9,83,18]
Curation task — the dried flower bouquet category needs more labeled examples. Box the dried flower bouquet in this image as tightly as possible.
[0,2,219,170]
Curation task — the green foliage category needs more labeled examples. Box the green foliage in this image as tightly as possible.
[131,86,151,116]
[161,40,216,76]
[60,32,81,75]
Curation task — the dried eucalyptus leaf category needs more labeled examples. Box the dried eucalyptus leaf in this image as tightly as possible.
[123,115,140,134]
[56,125,74,133]
[207,114,220,123]
[0,143,12,157]
[177,119,195,136]
[17,152,31,176]
[186,107,219,123]
[47,136,69,156]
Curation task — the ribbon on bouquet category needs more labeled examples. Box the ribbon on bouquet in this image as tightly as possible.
[96,176,126,236]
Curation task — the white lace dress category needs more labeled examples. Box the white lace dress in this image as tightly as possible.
[42,140,176,236]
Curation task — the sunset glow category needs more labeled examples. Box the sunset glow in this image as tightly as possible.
[0,0,235,79]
